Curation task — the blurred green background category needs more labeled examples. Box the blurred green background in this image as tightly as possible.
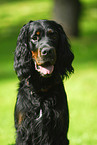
[0,0,97,144]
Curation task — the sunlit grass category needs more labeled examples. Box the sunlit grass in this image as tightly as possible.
[65,66,97,145]
[80,0,97,4]
[0,1,53,24]
[0,0,53,34]
[0,79,18,144]
[79,0,97,36]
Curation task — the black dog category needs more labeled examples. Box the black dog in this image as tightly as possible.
[14,20,74,145]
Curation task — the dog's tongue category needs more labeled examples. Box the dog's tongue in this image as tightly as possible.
[36,64,54,75]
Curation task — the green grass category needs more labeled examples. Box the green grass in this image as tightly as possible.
[0,80,18,145]
[0,0,97,144]
[65,67,97,145]
[0,0,53,36]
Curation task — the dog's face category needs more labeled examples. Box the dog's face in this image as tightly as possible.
[14,20,74,80]
[28,21,59,77]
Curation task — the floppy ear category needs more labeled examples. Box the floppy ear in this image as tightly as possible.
[56,24,74,77]
[14,22,33,80]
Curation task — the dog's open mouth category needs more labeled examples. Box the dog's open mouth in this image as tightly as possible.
[35,62,54,76]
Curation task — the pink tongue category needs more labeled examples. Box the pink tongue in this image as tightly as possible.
[36,65,54,75]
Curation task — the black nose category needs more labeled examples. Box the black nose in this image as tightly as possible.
[41,48,54,56]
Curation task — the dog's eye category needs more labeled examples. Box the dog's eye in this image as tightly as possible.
[47,30,57,39]
[32,31,40,41]
[47,29,53,35]
[32,36,38,40]
[48,29,53,34]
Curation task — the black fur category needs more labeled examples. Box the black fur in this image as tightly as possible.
[14,20,74,145]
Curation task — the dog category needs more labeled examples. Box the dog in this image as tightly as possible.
[14,20,74,145]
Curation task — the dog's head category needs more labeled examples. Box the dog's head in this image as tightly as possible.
[14,20,74,80]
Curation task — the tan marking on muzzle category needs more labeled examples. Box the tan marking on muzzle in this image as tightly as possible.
[31,51,38,60]
[31,50,41,65]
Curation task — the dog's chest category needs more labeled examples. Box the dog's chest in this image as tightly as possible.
[36,109,43,121]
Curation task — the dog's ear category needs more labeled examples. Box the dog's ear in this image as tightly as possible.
[56,24,74,77]
[14,22,33,80]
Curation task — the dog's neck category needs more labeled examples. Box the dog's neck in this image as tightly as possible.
[25,74,62,93]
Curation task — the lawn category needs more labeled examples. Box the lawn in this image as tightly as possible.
[0,0,97,144]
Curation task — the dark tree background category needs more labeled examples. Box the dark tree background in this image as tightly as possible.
[53,0,81,36]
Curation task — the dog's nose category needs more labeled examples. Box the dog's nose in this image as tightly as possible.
[41,48,54,56]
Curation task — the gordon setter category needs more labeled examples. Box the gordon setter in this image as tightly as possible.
[14,20,74,145]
